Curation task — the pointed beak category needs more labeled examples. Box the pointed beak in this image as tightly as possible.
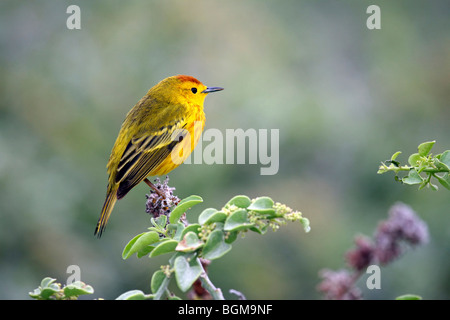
[202,87,224,93]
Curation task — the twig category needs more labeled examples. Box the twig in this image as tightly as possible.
[153,275,171,300]
[198,261,225,300]
[229,289,247,300]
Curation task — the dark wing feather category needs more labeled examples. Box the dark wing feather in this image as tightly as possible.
[115,135,158,182]
[115,121,187,199]
[116,140,178,199]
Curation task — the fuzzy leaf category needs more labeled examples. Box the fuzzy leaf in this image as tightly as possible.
[224,209,253,232]
[41,277,58,288]
[172,222,185,241]
[198,208,227,225]
[418,141,435,157]
[247,197,275,215]
[391,151,402,161]
[429,182,439,191]
[169,195,203,224]
[402,169,423,185]
[434,159,450,171]
[174,256,203,292]
[63,281,94,297]
[440,150,450,166]
[224,231,238,244]
[435,173,450,190]
[176,232,204,252]
[34,277,60,299]
[151,270,167,294]
[149,240,178,258]
[437,150,450,170]
[249,225,267,235]
[153,215,167,228]
[180,224,201,240]
[116,290,147,300]
[226,195,252,208]
[122,231,160,259]
[202,230,232,260]
[396,294,422,300]
[408,153,421,166]
[300,217,311,233]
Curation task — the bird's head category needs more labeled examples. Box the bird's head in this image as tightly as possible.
[152,75,223,106]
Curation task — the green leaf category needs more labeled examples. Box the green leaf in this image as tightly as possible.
[418,141,435,157]
[151,270,167,294]
[391,151,402,161]
[402,169,423,185]
[224,231,238,244]
[63,281,94,298]
[247,197,275,215]
[212,222,225,231]
[169,195,203,224]
[122,231,160,259]
[417,161,428,174]
[28,289,42,299]
[429,182,439,191]
[153,215,167,228]
[249,225,268,235]
[301,217,311,233]
[176,231,204,252]
[198,208,217,224]
[396,294,422,300]
[40,288,59,300]
[418,177,428,190]
[202,230,232,260]
[137,247,155,258]
[436,150,450,170]
[37,277,60,299]
[172,222,185,241]
[434,159,450,171]
[408,153,421,166]
[224,209,253,232]
[41,277,58,288]
[435,173,450,190]
[440,150,450,166]
[180,224,201,240]
[174,256,203,292]
[153,272,171,300]
[149,240,178,257]
[198,208,227,225]
[226,195,252,208]
[116,290,147,300]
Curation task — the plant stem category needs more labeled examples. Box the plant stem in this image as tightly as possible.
[379,164,449,174]
[198,260,225,300]
[154,275,171,300]
[229,289,247,300]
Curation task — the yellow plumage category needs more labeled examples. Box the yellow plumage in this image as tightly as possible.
[95,75,223,237]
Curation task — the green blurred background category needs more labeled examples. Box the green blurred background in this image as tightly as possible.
[1,0,449,299]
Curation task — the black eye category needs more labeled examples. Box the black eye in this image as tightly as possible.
[191,87,197,94]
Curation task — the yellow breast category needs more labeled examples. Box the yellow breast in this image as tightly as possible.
[152,105,205,175]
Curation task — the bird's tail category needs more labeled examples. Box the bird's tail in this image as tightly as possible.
[95,186,118,238]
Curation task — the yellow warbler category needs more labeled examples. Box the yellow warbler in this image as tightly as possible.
[95,75,223,237]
